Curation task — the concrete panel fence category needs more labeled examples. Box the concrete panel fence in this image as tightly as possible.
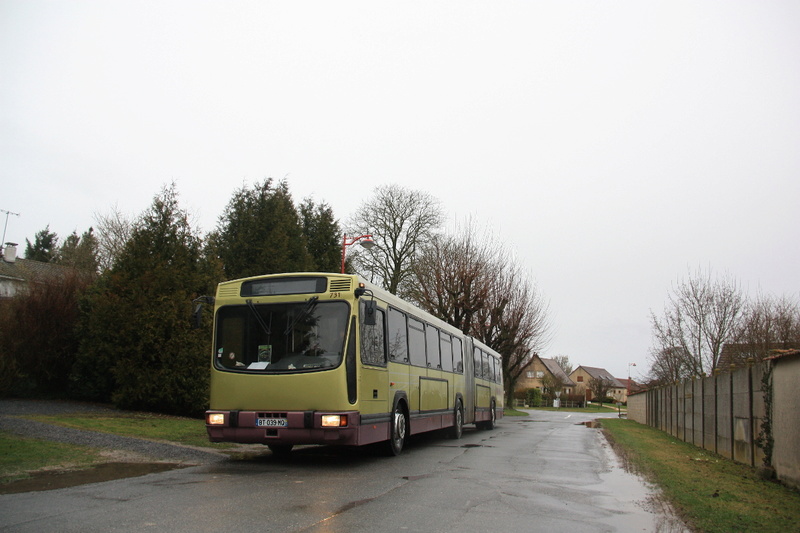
[627,351,800,490]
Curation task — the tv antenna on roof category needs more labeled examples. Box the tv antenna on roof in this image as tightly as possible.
[1,209,20,247]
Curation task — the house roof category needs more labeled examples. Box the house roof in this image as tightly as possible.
[573,366,625,389]
[540,358,576,387]
[616,378,645,393]
[719,342,797,368]
[766,349,800,362]
[0,257,75,284]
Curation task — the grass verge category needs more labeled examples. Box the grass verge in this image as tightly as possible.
[601,418,800,533]
[1,431,101,483]
[503,407,529,417]
[27,412,232,449]
[526,404,621,413]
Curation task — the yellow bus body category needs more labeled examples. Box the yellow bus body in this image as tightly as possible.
[204,273,503,453]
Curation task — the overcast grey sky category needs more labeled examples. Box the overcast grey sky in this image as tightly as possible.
[2,1,799,380]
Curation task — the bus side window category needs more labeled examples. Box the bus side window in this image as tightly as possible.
[440,332,453,372]
[453,337,463,373]
[482,353,490,380]
[408,317,427,368]
[360,303,386,366]
[387,307,408,363]
[425,324,440,368]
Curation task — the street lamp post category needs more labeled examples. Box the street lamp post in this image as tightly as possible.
[627,362,637,394]
[340,233,376,273]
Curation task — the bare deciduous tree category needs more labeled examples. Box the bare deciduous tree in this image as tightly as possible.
[539,372,564,401]
[409,220,497,333]
[474,264,551,405]
[734,293,800,362]
[94,205,133,272]
[647,346,693,385]
[348,184,444,296]
[552,354,573,375]
[588,375,614,404]
[409,221,551,405]
[649,268,745,378]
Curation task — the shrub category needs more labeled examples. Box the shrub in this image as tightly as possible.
[0,271,92,397]
[526,388,543,407]
[564,393,585,408]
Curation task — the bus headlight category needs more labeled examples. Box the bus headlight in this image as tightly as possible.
[207,413,226,426]
[321,415,348,427]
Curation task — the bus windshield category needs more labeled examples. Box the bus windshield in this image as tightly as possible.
[214,300,349,373]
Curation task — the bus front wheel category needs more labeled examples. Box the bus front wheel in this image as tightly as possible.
[386,402,407,456]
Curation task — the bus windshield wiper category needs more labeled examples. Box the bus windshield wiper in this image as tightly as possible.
[284,297,319,335]
[246,299,271,336]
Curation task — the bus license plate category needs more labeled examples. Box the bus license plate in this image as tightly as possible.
[257,418,288,428]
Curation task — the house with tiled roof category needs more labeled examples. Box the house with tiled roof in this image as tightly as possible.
[514,354,577,397]
[717,342,798,370]
[616,378,645,397]
[0,244,75,299]
[569,365,627,403]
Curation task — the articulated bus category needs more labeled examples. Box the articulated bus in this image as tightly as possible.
[203,272,503,455]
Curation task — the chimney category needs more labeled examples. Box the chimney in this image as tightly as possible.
[3,243,17,263]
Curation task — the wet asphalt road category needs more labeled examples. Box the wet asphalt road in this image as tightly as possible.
[0,401,686,532]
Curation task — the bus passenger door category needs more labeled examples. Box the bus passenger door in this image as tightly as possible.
[420,324,448,412]
[386,307,412,417]
[359,305,390,419]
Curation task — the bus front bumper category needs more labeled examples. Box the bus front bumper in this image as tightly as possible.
[205,410,361,446]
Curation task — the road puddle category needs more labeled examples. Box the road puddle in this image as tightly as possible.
[598,431,689,532]
[0,462,186,495]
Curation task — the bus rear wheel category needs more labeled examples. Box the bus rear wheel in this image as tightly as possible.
[478,400,496,431]
[386,402,407,456]
[449,400,463,439]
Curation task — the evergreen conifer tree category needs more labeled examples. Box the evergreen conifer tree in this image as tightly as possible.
[25,226,59,262]
[73,184,220,415]
[59,228,100,274]
[300,198,341,272]
[209,179,312,280]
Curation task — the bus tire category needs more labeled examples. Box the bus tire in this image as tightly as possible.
[268,444,293,456]
[386,401,407,456]
[478,400,497,431]
[449,400,463,439]
[486,400,497,430]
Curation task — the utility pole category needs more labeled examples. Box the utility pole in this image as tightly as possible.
[1,209,20,247]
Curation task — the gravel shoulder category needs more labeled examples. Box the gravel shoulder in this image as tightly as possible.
[0,399,226,465]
